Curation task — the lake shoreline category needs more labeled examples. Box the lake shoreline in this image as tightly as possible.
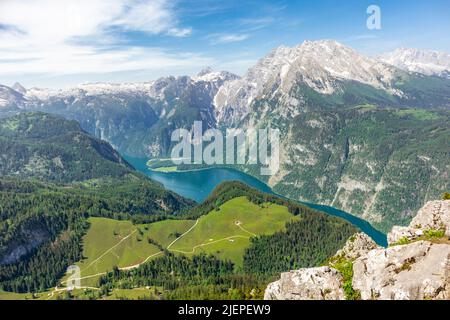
[124,156,388,247]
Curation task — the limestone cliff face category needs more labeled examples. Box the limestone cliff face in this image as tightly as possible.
[388,200,450,244]
[334,232,380,261]
[265,200,450,300]
[353,241,450,300]
[264,267,345,300]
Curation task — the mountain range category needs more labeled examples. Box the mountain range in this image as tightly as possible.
[0,40,449,232]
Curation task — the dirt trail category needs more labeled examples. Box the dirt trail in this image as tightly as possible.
[170,235,250,254]
[82,229,137,272]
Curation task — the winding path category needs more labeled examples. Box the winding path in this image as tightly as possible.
[168,220,257,254]
[166,219,199,249]
[169,235,250,254]
[57,220,199,287]
[82,229,137,272]
[235,220,257,237]
[52,218,256,297]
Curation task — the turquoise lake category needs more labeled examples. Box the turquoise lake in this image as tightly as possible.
[125,156,388,247]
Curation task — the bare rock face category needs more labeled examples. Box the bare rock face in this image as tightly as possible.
[334,232,380,261]
[264,266,345,300]
[353,241,450,300]
[410,201,450,236]
[388,226,424,245]
[388,201,450,245]
[265,200,450,300]
[0,228,50,265]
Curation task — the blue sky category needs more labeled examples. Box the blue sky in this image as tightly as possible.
[0,0,449,88]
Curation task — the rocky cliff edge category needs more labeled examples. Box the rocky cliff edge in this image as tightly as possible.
[265,200,450,300]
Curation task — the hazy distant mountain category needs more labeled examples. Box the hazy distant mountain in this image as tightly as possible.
[0,85,25,109]
[0,112,194,282]
[11,83,27,95]
[0,111,192,206]
[0,68,239,157]
[379,48,450,79]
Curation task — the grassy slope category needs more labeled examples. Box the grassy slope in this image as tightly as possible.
[0,290,36,300]
[1,192,349,299]
[169,196,299,267]
[0,288,158,300]
[58,218,196,287]
[79,218,160,271]
[64,196,296,287]
[145,219,197,247]
[66,218,161,286]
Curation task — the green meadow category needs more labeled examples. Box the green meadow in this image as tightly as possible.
[57,196,297,288]
[169,197,299,267]
[3,196,302,299]
[63,218,167,287]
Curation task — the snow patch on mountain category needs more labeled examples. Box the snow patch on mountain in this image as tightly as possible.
[193,67,240,84]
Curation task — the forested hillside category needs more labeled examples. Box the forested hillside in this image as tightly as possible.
[0,113,194,293]
[0,113,357,299]
[0,112,133,182]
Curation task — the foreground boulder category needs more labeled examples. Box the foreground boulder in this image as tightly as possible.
[388,200,450,245]
[353,241,450,300]
[334,232,380,261]
[411,200,450,234]
[265,233,377,301]
[264,266,345,300]
[265,200,450,300]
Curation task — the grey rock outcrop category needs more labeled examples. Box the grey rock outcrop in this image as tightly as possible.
[353,241,450,300]
[264,266,345,300]
[0,228,50,265]
[410,201,450,236]
[265,200,450,300]
[334,232,380,261]
[387,226,424,245]
[388,200,450,245]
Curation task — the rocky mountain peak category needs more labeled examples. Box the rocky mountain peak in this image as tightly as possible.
[334,232,380,261]
[12,82,27,95]
[214,39,403,125]
[264,266,346,300]
[193,68,240,84]
[197,67,215,77]
[0,84,25,108]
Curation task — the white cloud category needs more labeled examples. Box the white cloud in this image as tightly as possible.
[168,27,193,37]
[0,0,188,41]
[235,17,274,31]
[112,0,177,34]
[210,34,250,45]
[0,0,199,86]
[0,45,214,76]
